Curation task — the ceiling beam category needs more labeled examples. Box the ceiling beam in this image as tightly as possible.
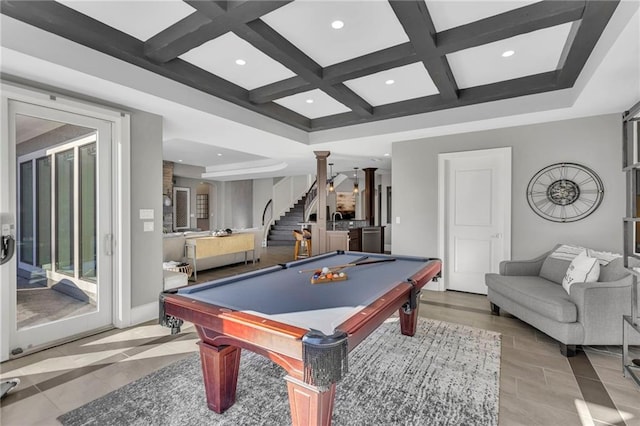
[310,71,559,130]
[556,0,619,88]
[249,42,417,104]
[0,0,312,130]
[0,0,614,132]
[389,0,459,102]
[247,1,586,105]
[236,18,374,116]
[436,1,586,55]
[183,2,373,116]
[249,76,314,103]
[145,1,292,63]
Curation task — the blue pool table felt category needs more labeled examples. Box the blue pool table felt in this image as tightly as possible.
[178,252,431,335]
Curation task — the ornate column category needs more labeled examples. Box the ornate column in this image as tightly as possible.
[314,151,330,254]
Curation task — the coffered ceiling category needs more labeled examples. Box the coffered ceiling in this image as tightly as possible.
[0,0,621,132]
[1,1,638,180]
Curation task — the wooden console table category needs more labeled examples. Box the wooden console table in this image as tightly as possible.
[185,233,255,280]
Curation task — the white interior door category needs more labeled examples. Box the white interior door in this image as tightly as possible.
[1,99,113,357]
[438,148,511,294]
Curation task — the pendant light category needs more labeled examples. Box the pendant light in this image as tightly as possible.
[353,167,359,194]
[328,163,335,192]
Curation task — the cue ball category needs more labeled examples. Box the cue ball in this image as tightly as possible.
[339,272,345,277]
[321,267,330,274]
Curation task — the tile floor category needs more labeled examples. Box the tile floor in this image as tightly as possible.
[1,246,639,425]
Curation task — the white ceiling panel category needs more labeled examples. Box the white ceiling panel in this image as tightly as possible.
[179,32,296,90]
[344,62,439,106]
[447,22,573,89]
[274,89,351,119]
[163,139,266,168]
[425,0,540,32]
[57,0,194,41]
[261,1,409,67]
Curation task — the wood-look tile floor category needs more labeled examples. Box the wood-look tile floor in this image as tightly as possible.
[1,246,639,425]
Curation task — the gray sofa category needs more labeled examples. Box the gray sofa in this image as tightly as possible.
[485,245,639,356]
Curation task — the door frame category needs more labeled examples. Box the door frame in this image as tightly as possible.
[0,81,131,361]
[437,147,512,291]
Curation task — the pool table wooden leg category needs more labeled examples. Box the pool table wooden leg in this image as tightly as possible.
[399,299,421,336]
[197,341,241,414]
[285,375,335,426]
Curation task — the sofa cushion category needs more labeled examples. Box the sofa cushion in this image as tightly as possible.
[562,251,600,294]
[486,274,577,323]
[587,248,622,266]
[598,257,629,282]
[539,257,571,285]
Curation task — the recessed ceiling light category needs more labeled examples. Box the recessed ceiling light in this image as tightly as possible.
[235,59,246,65]
[217,153,223,156]
[384,153,390,157]
[501,50,515,58]
[331,20,344,30]
[385,79,395,85]
[178,159,183,162]
[306,99,314,104]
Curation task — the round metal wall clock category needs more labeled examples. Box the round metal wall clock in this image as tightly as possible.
[526,162,604,223]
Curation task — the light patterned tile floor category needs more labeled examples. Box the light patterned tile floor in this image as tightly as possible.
[1,246,639,425]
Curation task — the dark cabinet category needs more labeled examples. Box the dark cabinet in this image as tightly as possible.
[348,226,384,253]
[348,228,361,251]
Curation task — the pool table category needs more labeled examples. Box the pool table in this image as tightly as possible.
[159,250,441,425]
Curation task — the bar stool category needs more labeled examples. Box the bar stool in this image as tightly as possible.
[302,228,312,257]
[293,230,312,260]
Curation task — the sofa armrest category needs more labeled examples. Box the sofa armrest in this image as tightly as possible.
[569,276,634,341]
[499,251,550,276]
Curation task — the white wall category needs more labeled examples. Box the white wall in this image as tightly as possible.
[129,110,163,307]
[253,178,274,228]
[378,173,392,251]
[392,114,624,260]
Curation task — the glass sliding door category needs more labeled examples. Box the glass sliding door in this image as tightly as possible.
[36,157,51,270]
[55,148,75,276]
[3,100,114,355]
[18,161,33,267]
[79,143,97,282]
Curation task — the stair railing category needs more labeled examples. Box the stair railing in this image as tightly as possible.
[302,179,318,221]
[303,174,348,221]
[262,175,314,246]
[261,199,273,227]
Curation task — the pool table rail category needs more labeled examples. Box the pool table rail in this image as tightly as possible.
[158,254,443,426]
[162,293,308,359]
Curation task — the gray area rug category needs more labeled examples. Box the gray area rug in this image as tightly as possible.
[59,318,501,426]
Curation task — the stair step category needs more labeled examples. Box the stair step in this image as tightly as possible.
[267,240,296,247]
[276,217,303,224]
[269,230,297,237]
[271,224,300,231]
[268,232,296,239]
[266,195,309,245]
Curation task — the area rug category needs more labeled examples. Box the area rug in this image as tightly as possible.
[58,318,501,426]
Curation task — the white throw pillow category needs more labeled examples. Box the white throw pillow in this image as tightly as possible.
[562,251,600,294]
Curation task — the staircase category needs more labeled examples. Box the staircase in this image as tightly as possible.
[267,196,305,246]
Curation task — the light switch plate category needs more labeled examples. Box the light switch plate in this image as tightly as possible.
[395,216,400,224]
[140,209,154,220]
[143,221,154,232]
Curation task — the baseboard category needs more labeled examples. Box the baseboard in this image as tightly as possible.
[422,279,444,292]
[129,301,157,326]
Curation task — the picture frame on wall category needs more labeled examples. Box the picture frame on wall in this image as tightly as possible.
[624,117,640,168]
[336,191,355,218]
